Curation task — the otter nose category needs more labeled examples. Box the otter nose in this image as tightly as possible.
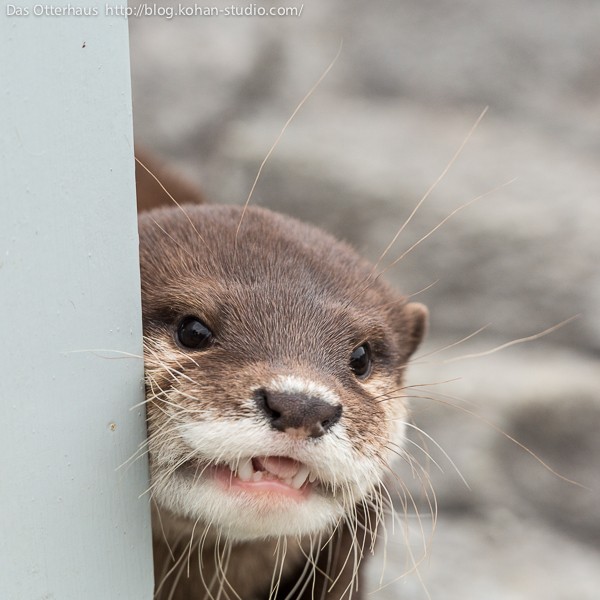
[254,389,342,438]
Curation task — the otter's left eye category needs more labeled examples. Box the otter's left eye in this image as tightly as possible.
[350,344,372,379]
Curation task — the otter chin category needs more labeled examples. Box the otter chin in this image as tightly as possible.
[138,199,427,599]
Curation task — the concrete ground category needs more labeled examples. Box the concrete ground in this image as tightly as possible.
[129,1,600,597]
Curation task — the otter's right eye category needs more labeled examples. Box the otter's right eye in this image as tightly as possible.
[176,316,213,350]
[350,343,372,379]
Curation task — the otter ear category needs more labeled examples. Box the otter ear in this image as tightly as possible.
[403,302,428,358]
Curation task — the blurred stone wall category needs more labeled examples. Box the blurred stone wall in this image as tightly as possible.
[129,1,600,597]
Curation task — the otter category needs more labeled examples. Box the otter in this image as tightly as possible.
[136,156,428,599]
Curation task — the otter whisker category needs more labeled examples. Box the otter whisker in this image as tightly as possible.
[414,323,491,361]
[443,315,580,363]
[197,523,219,600]
[281,535,316,600]
[142,447,198,499]
[384,437,444,475]
[375,474,434,596]
[370,380,462,403]
[377,278,440,309]
[348,178,516,308]
[215,536,240,600]
[234,41,343,247]
[367,107,489,280]
[135,155,216,259]
[64,348,143,360]
[150,216,216,271]
[399,419,469,488]
[268,536,286,600]
[327,505,362,594]
[154,534,194,599]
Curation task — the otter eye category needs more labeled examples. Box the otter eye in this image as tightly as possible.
[177,316,213,350]
[350,344,371,379]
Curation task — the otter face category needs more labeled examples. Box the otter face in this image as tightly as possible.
[139,204,427,541]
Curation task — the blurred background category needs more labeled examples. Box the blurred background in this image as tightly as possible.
[129,1,600,597]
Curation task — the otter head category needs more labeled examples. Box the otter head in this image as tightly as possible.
[139,204,427,541]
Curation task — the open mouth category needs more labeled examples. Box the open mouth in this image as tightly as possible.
[185,456,317,500]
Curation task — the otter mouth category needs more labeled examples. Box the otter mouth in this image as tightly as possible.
[183,456,317,500]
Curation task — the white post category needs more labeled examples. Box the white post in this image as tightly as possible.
[0,3,154,598]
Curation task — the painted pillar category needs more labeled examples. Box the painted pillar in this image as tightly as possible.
[0,2,154,598]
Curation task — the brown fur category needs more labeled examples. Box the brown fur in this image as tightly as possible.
[137,155,427,599]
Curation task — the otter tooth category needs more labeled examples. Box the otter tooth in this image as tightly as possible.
[251,470,263,482]
[237,458,254,482]
[291,465,310,489]
[308,471,317,483]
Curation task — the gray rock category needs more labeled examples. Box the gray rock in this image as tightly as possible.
[365,513,600,599]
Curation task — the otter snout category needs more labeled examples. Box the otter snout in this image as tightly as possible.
[254,388,343,438]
